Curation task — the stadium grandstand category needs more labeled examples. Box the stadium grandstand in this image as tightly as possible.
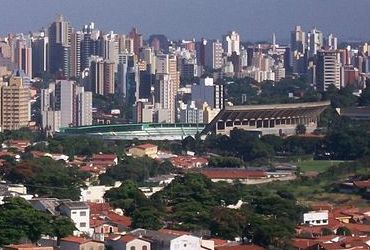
[60,123,206,140]
[202,101,330,136]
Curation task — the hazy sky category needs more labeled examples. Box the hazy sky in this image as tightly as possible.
[1,0,369,43]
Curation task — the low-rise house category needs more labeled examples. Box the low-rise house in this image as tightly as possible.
[0,183,33,204]
[58,201,90,235]
[59,236,104,250]
[105,234,151,250]
[170,156,208,169]
[303,210,329,226]
[81,182,121,203]
[89,202,132,238]
[3,244,53,250]
[131,228,213,250]
[30,198,90,235]
[2,140,31,152]
[128,144,158,158]
[91,153,118,166]
[201,169,268,184]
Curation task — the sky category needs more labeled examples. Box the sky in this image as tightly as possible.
[1,0,370,43]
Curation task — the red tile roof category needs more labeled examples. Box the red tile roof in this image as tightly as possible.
[353,180,370,189]
[89,202,112,215]
[119,234,137,243]
[201,169,267,180]
[106,211,132,228]
[92,154,117,161]
[216,244,265,250]
[344,223,370,235]
[291,238,319,249]
[60,236,90,244]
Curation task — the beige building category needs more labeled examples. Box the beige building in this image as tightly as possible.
[1,75,31,131]
[128,143,158,158]
[59,236,104,250]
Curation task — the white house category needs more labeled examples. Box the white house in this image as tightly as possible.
[0,183,33,204]
[303,210,329,226]
[170,235,203,250]
[58,201,90,235]
[80,182,121,203]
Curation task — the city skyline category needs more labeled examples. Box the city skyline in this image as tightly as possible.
[1,0,370,42]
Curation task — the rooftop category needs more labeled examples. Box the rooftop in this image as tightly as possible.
[201,168,267,179]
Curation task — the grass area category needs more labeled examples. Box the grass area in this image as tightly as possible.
[296,160,346,173]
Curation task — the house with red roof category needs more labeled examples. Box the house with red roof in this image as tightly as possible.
[201,168,267,184]
[59,236,104,250]
[128,143,158,158]
[105,234,151,250]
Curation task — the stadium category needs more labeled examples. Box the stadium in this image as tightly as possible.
[60,101,330,140]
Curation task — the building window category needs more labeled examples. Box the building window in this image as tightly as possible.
[80,211,87,216]
[80,222,86,227]
[130,247,136,250]
[142,246,147,250]
[72,211,77,214]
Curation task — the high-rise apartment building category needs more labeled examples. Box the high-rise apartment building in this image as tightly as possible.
[308,28,324,58]
[191,77,224,109]
[89,57,115,96]
[316,50,342,91]
[70,31,82,77]
[290,26,306,55]
[48,15,72,77]
[41,80,92,132]
[223,31,240,56]
[31,32,48,77]
[1,75,31,131]
[205,40,223,70]
[14,39,32,78]
[129,27,143,55]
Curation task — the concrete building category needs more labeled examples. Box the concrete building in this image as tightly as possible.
[14,39,32,78]
[70,31,82,77]
[316,50,342,91]
[89,56,115,96]
[303,210,329,226]
[191,77,224,109]
[1,75,31,131]
[155,74,175,123]
[48,15,72,77]
[106,234,151,250]
[128,143,158,158]
[58,201,90,234]
[59,236,104,250]
[205,40,223,70]
[41,80,92,132]
[308,28,324,58]
[31,32,48,77]
[203,101,330,136]
[223,31,240,56]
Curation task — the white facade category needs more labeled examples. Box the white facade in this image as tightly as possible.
[41,80,92,132]
[80,184,120,203]
[224,31,240,56]
[170,235,202,250]
[58,202,90,235]
[303,210,329,226]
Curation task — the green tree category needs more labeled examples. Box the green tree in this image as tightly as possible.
[336,227,351,236]
[104,180,150,216]
[0,197,74,246]
[1,158,89,200]
[131,207,163,230]
[295,124,307,135]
